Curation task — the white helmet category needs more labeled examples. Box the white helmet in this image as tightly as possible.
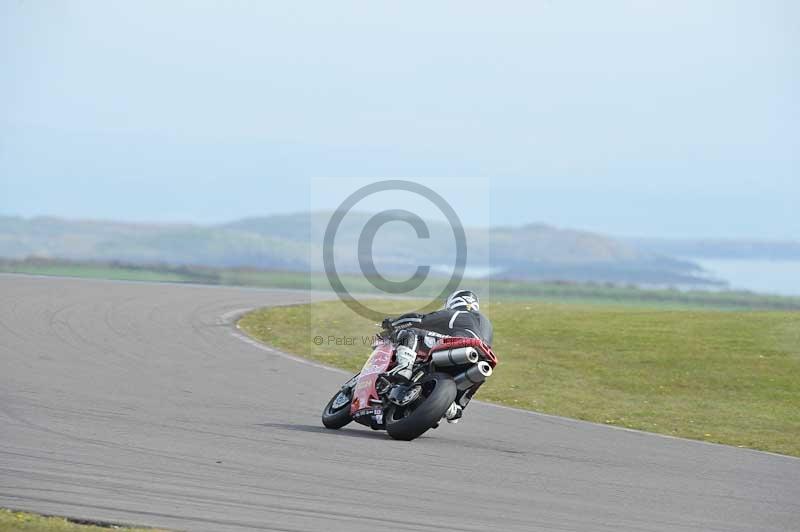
[445,289,479,312]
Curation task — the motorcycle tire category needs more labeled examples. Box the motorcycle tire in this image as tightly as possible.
[385,372,457,441]
[321,388,353,429]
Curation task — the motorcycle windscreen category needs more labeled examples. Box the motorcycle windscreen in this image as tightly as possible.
[350,341,393,416]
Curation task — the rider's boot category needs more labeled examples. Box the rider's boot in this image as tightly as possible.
[387,329,418,383]
[445,402,463,423]
[387,345,416,382]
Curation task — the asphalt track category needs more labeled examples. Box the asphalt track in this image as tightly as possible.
[1,274,798,532]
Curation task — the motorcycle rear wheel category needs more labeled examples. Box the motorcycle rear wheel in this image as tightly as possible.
[385,372,457,441]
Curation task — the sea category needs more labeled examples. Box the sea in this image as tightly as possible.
[687,258,800,297]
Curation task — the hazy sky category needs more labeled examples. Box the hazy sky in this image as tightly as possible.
[2,1,798,239]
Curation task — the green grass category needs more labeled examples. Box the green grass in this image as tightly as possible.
[239,299,800,456]
[0,263,193,283]
[4,257,800,310]
[0,509,164,532]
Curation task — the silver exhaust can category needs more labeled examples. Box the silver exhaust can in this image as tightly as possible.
[454,361,493,390]
[431,346,479,367]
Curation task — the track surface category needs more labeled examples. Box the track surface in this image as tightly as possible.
[1,275,798,531]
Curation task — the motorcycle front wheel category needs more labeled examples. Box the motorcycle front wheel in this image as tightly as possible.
[321,387,353,429]
[385,372,457,441]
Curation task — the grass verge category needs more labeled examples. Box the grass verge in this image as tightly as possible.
[0,509,165,532]
[239,299,800,456]
[4,257,800,310]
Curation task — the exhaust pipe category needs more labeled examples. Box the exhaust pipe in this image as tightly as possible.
[431,346,479,367]
[454,361,493,390]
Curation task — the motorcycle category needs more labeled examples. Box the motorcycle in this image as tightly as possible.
[321,333,499,440]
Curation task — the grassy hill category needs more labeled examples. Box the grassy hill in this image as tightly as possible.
[0,213,713,286]
[0,215,308,269]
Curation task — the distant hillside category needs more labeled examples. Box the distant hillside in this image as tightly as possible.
[630,238,800,260]
[0,214,716,286]
[224,214,707,285]
[0,216,308,270]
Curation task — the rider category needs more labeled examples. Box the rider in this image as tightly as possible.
[381,289,493,423]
